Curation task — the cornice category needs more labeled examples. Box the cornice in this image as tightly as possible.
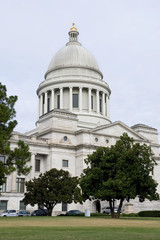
[37,78,111,95]
[150,143,160,148]
[11,138,49,148]
[133,129,158,135]
[36,127,76,138]
[131,124,157,131]
[47,142,98,151]
[38,109,78,122]
[154,156,160,161]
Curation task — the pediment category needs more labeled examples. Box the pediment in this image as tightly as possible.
[91,121,148,141]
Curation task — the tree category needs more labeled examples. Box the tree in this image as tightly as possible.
[0,82,31,191]
[23,168,82,216]
[80,133,159,218]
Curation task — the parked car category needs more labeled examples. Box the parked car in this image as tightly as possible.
[18,210,30,217]
[65,210,83,216]
[103,207,118,214]
[0,210,18,217]
[31,209,48,216]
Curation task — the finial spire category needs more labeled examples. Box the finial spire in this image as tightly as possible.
[70,23,77,31]
[68,23,79,43]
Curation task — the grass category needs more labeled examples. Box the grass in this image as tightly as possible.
[0,216,160,240]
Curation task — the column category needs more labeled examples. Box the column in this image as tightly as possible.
[105,95,107,116]
[107,95,110,118]
[88,88,91,112]
[69,87,72,111]
[44,92,47,114]
[51,89,54,110]
[30,153,36,179]
[102,92,105,116]
[39,94,43,116]
[60,88,63,109]
[79,87,82,111]
[96,90,99,114]
[39,95,40,117]
[11,167,17,192]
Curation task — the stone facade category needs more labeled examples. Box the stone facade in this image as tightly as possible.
[0,24,160,214]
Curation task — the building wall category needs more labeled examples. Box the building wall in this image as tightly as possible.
[1,117,159,215]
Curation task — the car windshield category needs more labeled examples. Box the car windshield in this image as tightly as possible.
[2,210,8,213]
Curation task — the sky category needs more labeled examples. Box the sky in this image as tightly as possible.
[0,0,160,141]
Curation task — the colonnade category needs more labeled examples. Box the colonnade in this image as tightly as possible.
[39,87,110,118]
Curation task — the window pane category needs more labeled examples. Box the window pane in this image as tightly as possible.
[99,99,102,113]
[20,201,26,210]
[62,160,68,167]
[57,95,60,109]
[0,200,7,210]
[16,178,25,193]
[62,203,67,211]
[42,94,45,114]
[73,94,78,108]
[91,96,93,110]
[47,98,50,112]
[0,178,6,193]
[35,159,40,172]
[0,156,5,163]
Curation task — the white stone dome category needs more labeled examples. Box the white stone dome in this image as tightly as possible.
[38,24,111,129]
[47,43,100,72]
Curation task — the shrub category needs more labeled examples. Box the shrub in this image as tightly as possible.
[121,213,139,217]
[91,213,107,217]
[138,211,160,217]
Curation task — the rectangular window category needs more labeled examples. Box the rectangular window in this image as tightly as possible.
[47,98,50,112]
[0,178,6,193]
[0,200,7,210]
[91,96,93,110]
[62,160,68,168]
[62,203,67,211]
[20,201,26,210]
[0,156,5,164]
[16,178,25,193]
[57,95,60,109]
[73,94,78,108]
[99,99,102,113]
[35,159,40,172]
[151,167,154,176]
[42,94,45,114]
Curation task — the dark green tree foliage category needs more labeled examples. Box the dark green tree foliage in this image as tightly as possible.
[23,168,82,216]
[6,141,31,175]
[0,82,31,190]
[80,133,159,218]
[0,82,17,155]
[0,162,5,186]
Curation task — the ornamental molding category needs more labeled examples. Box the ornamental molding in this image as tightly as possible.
[91,121,149,142]
[37,78,111,95]
[38,109,78,122]
[131,124,157,131]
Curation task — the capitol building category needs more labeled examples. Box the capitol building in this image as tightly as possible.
[0,24,160,214]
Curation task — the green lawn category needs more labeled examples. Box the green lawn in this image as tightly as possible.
[0,216,160,240]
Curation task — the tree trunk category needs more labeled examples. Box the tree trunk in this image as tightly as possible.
[48,208,53,216]
[109,198,124,218]
[109,199,115,218]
